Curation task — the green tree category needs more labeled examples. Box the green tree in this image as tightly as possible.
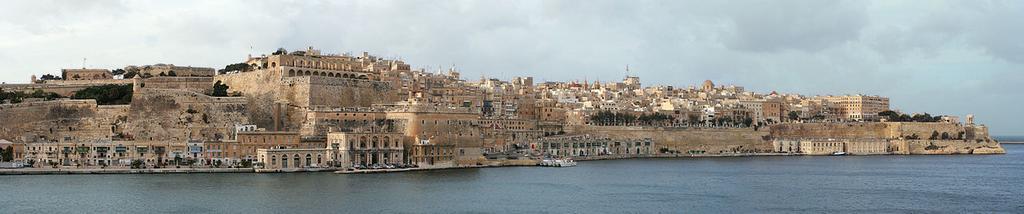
[218,63,250,74]
[788,111,800,121]
[1,146,13,162]
[39,74,62,80]
[111,69,127,76]
[71,84,133,105]
[211,81,230,97]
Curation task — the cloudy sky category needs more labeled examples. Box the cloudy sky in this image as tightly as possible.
[1,0,1021,135]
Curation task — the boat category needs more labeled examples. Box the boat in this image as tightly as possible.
[539,158,577,167]
[831,151,847,156]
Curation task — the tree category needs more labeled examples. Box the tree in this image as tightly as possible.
[72,84,133,105]
[788,111,800,121]
[211,80,230,97]
[218,63,250,74]
[39,74,62,80]
[1,146,13,162]
[879,110,901,121]
[111,69,127,76]
[122,70,138,79]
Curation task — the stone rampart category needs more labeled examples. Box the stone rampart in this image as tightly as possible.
[0,99,124,143]
[569,126,771,154]
[141,77,213,94]
[126,89,249,144]
[897,139,1005,155]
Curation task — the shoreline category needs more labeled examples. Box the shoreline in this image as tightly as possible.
[1,151,1007,175]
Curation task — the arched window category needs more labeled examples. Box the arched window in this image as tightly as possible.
[372,136,379,148]
[293,154,300,168]
[313,71,320,76]
[328,73,335,77]
[304,71,311,76]
[359,137,367,148]
[305,154,312,167]
[288,69,295,77]
[281,156,289,168]
[383,137,390,148]
[271,62,277,68]
[317,154,322,165]
[271,155,277,166]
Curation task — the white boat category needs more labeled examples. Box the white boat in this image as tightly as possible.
[540,158,577,167]
[831,151,847,156]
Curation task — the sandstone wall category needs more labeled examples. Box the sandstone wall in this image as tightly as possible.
[0,100,125,143]
[214,69,398,132]
[769,123,888,139]
[126,89,249,144]
[570,126,771,154]
[770,122,985,140]
[287,76,398,108]
[2,80,129,97]
[141,77,213,94]
[897,139,1004,155]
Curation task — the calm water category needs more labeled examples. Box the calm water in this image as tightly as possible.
[2,145,1023,213]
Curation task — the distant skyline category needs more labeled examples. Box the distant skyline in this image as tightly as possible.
[1,0,1021,135]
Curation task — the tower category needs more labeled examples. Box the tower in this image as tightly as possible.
[702,80,715,92]
[132,75,142,92]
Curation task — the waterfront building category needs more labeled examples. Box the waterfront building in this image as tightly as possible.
[256,148,328,170]
[327,131,405,168]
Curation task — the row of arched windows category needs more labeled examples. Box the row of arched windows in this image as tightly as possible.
[269,153,322,168]
[351,135,401,149]
[290,59,355,71]
[287,69,369,80]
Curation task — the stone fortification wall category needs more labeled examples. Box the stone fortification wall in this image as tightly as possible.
[897,139,1004,155]
[769,123,889,139]
[126,89,248,144]
[884,122,973,140]
[1,79,132,97]
[141,77,213,94]
[214,69,293,130]
[769,122,988,140]
[285,76,398,108]
[570,126,771,154]
[39,79,132,86]
[214,69,397,132]
[0,100,126,143]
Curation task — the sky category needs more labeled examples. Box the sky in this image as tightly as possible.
[0,0,1021,135]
